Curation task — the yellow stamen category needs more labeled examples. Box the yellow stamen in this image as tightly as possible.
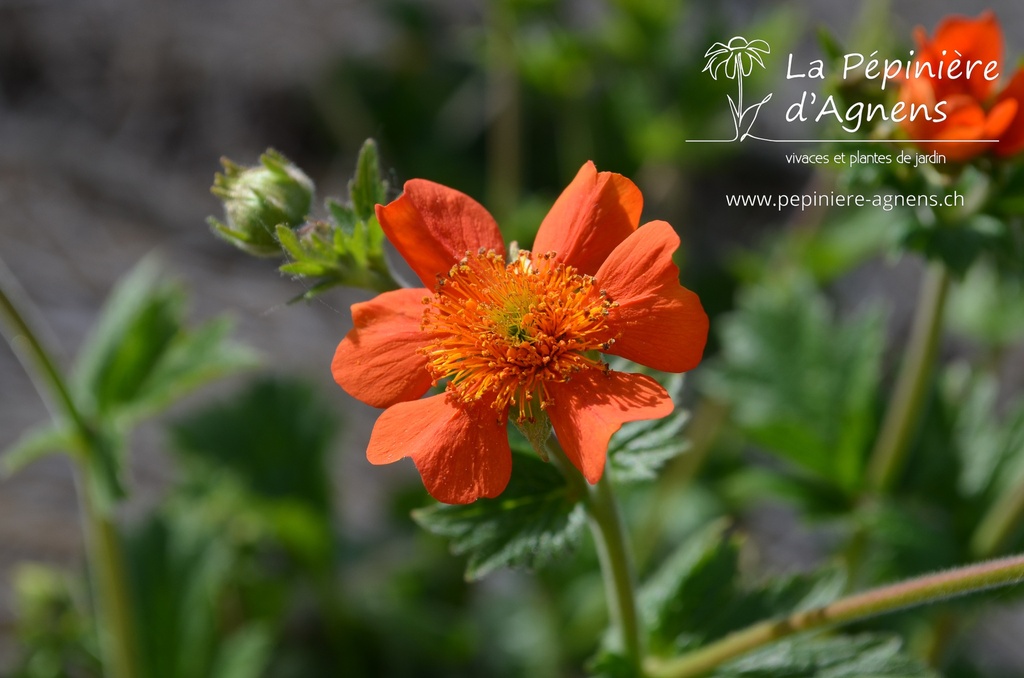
[420,249,617,422]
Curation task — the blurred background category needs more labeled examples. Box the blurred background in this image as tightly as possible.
[2,0,1024,675]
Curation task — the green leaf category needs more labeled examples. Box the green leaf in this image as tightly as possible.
[412,452,586,580]
[349,138,388,222]
[71,258,183,415]
[2,421,75,476]
[712,634,936,677]
[700,277,884,495]
[641,521,741,652]
[83,423,127,512]
[126,510,235,678]
[642,522,845,653]
[171,377,336,514]
[120,317,259,424]
[608,369,690,483]
[207,624,273,678]
[947,261,1024,347]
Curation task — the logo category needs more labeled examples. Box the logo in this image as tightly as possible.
[700,36,772,142]
[689,36,1002,148]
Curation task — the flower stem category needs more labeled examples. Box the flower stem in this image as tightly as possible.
[866,261,950,493]
[0,258,140,678]
[645,553,1024,678]
[544,437,645,675]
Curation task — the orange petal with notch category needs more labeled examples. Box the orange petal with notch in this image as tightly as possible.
[366,394,511,504]
[533,162,643,276]
[595,221,708,373]
[546,370,672,483]
[332,288,433,408]
[376,179,504,287]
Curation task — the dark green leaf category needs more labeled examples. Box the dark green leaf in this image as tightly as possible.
[171,377,336,514]
[700,277,883,494]
[413,452,585,580]
[641,521,741,652]
[126,512,231,678]
[349,139,388,222]
[84,423,127,512]
[71,258,183,415]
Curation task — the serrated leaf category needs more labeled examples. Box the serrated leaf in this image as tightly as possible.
[642,522,846,653]
[119,317,259,424]
[712,634,936,677]
[606,362,690,483]
[349,139,388,222]
[413,452,585,580]
[700,277,883,495]
[2,421,75,476]
[641,521,740,652]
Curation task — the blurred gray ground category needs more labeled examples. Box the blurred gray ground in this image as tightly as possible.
[2,0,1024,671]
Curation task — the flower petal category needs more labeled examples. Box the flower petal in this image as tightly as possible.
[332,288,433,408]
[995,70,1024,157]
[547,370,672,483]
[376,179,505,287]
[366,394,512,504]
[922,11,1002,102]
[533,161,643,276]
[595,221,708,372]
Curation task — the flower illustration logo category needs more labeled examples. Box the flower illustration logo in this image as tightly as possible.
[702,36,772,141]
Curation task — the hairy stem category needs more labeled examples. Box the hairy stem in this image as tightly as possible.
[0,259,140,678]
[866,261,950,492]
[646,553,1024,678]
[544,437,644,675]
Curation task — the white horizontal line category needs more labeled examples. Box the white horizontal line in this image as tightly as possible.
[685,138,999,143]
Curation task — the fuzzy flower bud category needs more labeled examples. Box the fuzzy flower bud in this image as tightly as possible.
[209,149,314,257]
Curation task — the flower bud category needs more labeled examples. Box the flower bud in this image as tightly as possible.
[209,149,314,257]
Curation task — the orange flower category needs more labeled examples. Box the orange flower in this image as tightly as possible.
[332,162,708,504]
[899,11,1024,161]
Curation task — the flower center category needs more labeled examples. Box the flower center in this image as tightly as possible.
[421,249,616,422]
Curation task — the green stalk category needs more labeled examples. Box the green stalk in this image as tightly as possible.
[866,261,950,493]
[971,477,1024,558]
[646,553,1024,678]
[0,259,140,678]
[544,437,644,675]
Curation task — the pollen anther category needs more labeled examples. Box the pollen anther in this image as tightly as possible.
[420,249,615,422]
